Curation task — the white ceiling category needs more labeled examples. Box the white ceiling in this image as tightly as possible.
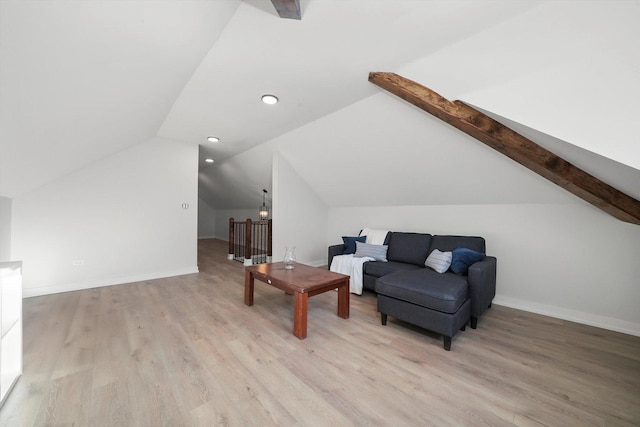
[0,0,539,198]
[0,0,239,197]
[2,0,638,212]
[160,0,541,169]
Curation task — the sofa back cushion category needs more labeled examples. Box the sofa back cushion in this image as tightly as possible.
[386,232,432,266]
[430,235,486,254]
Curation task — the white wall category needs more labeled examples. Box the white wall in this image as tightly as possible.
[0,196,11,262]
[198,197,217,238]
[272,152,328,266]
[328,203,640,336]
[212,208,260,242]
[12,137,199,297]
[199,147,331,267]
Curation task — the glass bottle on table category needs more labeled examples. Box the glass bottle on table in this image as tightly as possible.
[283,246,296,269]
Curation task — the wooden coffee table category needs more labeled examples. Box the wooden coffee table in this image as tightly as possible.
[244,262,350,339]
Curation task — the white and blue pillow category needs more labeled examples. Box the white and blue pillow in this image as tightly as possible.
[354,241,388,261]
[425,249,452,273]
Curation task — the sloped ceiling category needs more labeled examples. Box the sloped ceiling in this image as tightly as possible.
[0,0,240,197]
[0,0,539,201]
[483,108,640,203]
[400,0,640,172]
[200,0,640,211]
[2,0,638,213]
[160,0,539,168]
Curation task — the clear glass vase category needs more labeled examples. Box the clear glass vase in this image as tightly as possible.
[283,246,296,269]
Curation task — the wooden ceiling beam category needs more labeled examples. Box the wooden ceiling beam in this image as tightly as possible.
[270,0,301,20]
[368,72,640,225]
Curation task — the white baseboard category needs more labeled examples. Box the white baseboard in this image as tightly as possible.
[493,295,640,338]
[198,235,219,240]
[22,266,200,298]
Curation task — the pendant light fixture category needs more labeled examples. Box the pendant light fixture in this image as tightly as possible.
[259,189,269,220]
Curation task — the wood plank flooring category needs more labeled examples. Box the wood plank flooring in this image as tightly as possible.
[1,238,639,426]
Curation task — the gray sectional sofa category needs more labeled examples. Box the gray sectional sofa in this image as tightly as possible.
[328,231,497,350]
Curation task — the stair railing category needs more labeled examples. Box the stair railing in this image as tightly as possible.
[228,218,272,266]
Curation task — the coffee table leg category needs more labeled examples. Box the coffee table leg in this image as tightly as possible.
[293,292,308,339]
[337,279,350,319]
[244,270,254,306]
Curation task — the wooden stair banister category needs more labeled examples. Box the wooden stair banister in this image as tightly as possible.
[228,217,235,260]
[228,218,273,265]
[368,72,640,225]
[245,219,253,264]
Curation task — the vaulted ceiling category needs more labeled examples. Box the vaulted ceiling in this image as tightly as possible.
[0,0,233,197]
[1,1,638,213]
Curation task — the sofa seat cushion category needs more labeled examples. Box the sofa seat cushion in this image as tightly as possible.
[375,269,469,314]
[364,261,423,278]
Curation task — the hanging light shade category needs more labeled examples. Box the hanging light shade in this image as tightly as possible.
[259,189,269,220]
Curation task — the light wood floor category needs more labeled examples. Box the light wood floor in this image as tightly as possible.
[2,238,639,426]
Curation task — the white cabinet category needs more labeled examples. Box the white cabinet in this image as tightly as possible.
[0,261,22,407]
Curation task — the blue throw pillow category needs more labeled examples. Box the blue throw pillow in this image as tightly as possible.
[342,235,367,254]
[450,247,485,275]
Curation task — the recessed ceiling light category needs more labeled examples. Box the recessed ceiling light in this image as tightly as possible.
[261,94,278,105]
[205,158,214,163]
[206,136,220,143]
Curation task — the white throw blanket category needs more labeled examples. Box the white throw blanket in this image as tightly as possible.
[330,228,390,295]
[330,254,374,295]
[361,227,389,245]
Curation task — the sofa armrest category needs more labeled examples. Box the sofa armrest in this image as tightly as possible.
[467,256,497,320]
[328,244,346,270]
